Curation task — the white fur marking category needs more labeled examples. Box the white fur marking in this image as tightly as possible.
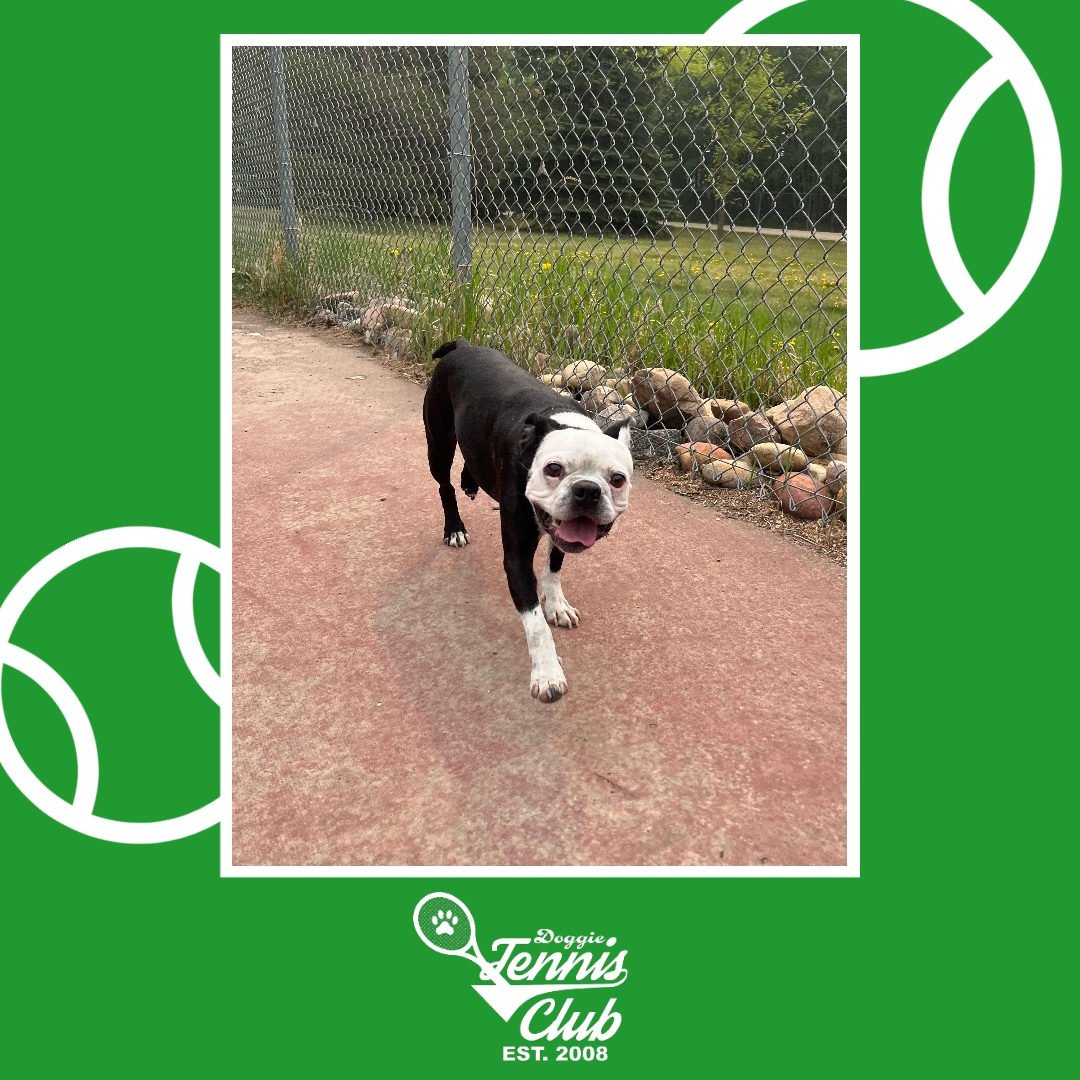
[540,564,580,628]
[445,531,468,547]
[521,605,567,702]
[550,410,602,432]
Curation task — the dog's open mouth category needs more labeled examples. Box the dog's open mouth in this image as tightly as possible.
[536,511,613,552]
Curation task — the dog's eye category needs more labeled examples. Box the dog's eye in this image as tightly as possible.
[610,473,626,488]
[543,462,563,478]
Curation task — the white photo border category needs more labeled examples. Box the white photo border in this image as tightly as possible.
[221,28,861,879]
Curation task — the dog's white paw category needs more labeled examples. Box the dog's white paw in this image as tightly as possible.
[542,594,580,629]
[530,659,568,703]
[445,531,469,548]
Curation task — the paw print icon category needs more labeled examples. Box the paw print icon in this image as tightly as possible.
[413,891,482,957]
[433,909,459,936]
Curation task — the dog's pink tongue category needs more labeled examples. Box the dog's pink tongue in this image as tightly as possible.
[555,517,599,547]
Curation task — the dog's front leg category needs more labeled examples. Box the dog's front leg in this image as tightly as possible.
[540,539,580,628]
[501,503,567,703]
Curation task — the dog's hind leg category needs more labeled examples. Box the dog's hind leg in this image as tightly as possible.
[539,539,580,628]
[460,463,479,500]
[423,383,468,547]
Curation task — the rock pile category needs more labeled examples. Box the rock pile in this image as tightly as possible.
[541,362,847,521]
[313,293,422,357]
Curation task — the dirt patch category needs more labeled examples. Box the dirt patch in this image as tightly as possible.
[275,306,847,566]
[638,459,847,566]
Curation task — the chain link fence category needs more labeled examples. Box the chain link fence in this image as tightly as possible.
[233,45,847,519]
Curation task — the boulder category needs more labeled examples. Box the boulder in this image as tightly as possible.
[683,411,731,447]
[727,410,777,453]
[562,360,607,392]
[383,302,420,327]
[582,385,626,415]
[823,460,847,495]
[383,327,412,357]
[772,473,835,519]
[834,484,847,519]
[320,290,360,308]
[701,458,755,489]
[705,398,753,422]
[358,304,386,331]
[631,368,704,427]
[674,442,733,472]
[595,403,644,430]
[747,441,809,475]
[766,385,847,458]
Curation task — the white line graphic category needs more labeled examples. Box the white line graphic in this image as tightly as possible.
[708,0,1062,375]
[0,527,222,843]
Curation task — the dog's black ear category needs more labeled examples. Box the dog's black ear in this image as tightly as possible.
[601,417,633,449]
[432,338,470,362]
[520,412,560,467]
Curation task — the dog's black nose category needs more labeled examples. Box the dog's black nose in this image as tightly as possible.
[571,480,601,509]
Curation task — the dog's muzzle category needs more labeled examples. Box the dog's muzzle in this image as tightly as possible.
[534,504,615,553]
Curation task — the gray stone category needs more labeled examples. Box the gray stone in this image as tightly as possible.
[631,368,704,428]
[582,385,626,415]
[683,412,731,447]
[595,403,642,430]
[562,360,607,392]
[727,410,777,453]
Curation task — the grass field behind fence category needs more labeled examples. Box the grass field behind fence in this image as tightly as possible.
[233,208,846,407]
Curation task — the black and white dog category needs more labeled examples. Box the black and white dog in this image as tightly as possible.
[423,339,633,702]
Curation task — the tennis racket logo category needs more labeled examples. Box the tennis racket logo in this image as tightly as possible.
[412,891,627,1032]
[414,892,510,988]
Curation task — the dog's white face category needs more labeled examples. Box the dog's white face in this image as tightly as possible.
[524,411,633,554]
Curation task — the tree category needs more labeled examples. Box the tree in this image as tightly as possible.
[502,47,681,234]
[660,47,814,228]
[760,46,847,232]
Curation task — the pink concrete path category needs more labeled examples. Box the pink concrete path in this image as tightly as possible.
[232,309,848,867]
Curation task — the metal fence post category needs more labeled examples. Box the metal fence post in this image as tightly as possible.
[268,46,299,260]
[447,47,472,283]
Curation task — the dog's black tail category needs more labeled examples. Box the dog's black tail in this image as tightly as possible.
[432,338,470,362]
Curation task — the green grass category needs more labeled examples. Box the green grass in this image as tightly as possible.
[232,208,846,407]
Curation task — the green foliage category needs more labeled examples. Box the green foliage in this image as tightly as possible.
[231,241,316,314]
[664,47,810,196]
[232,211,846,407]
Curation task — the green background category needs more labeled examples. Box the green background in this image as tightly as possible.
[1,1,1072,1075]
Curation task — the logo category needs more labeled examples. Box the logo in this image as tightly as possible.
[413,892,626,1053]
